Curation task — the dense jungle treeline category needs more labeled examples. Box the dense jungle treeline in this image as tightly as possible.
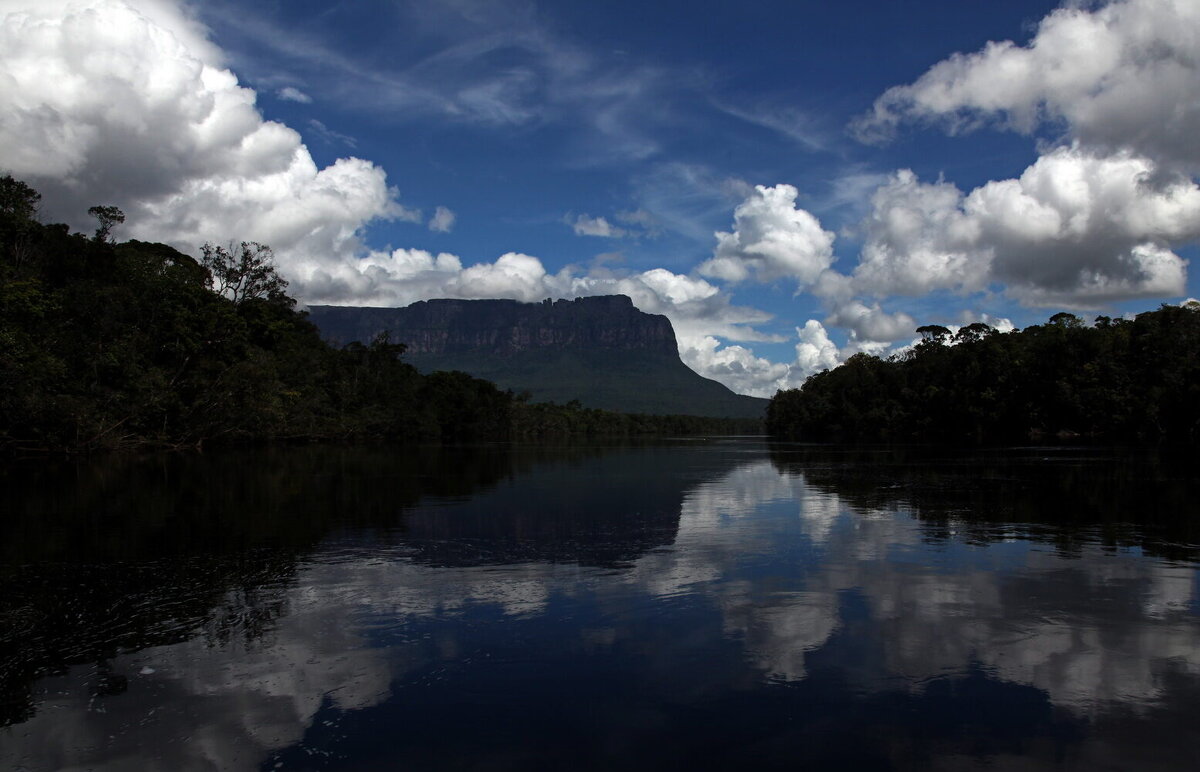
[0,177,756,453]
[767,306,1200,444]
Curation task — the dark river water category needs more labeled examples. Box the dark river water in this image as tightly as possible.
[1,439,1198,771]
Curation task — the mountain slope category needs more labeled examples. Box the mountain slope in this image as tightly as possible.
[306,296,767,419]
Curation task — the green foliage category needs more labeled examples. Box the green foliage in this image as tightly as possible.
[767,309,1200,444]
[0,178,753,453]
[0,175,40,222]
[87,205,124,243]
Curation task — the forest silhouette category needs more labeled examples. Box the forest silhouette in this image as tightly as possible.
[0,176,754,453]
[767,303,1200,443]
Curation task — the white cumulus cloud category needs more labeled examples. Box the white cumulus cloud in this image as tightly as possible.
[844,0,1200,314]
[853,170,985,296]
[852,0,1200,170]
[0,0,408,279]
[677,319,848,397]
[699,184,835,285]
[792,320,841,379]
[853,146,1199,307]
[823,300,917,344]
[678,337,791,398]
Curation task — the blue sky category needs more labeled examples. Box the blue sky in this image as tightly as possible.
[3,0,1198,395]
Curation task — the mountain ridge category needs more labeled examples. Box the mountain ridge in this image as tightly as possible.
[306,296,767,419]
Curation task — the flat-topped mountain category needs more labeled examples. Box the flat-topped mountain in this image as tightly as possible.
[313,295,676,355]
[306,296,767,419]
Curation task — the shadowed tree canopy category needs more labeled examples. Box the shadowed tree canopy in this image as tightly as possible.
[0,175,42,270]
[954,322,994,344]
[916,324,952,344]
[1048,311,1083,328]
[0,175,40,222]
[769,308,1200,444]
[0,177,758,453]
[200,241,290,307]
[87,205,124,243]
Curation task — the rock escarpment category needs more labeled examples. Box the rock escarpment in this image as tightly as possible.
[306,296,767,419]
[312,295,677,356]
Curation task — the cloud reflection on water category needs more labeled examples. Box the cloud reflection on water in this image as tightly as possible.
[2,443,1198,770]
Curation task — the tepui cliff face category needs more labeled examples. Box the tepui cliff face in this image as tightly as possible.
[308,295,678,356]
[306,295,767,419]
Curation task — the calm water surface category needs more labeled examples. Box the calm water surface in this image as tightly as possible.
[1,440,1198,770]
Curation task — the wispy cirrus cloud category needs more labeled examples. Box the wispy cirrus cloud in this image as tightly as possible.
[628,162,751,244]
[307,119,357,148]
[195,0,696,167]
[711,99,831,153]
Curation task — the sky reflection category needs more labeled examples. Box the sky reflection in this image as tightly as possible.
[1,442,1197,770]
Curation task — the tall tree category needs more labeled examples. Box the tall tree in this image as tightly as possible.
[87,205,125,243]
[200,241,290,306]
[0,175,40,221]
